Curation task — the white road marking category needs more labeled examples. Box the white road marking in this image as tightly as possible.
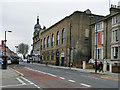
[25,67,57,78]
[16,78,26,85]
[0,84,29,88]
[46,73,57,77]
[68,80,76,82]
[80,83,91,87]
[21,76,34,84]
[59,77,65,80]
[20,76,41,89]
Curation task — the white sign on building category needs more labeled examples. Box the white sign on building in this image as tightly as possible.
[61,52,64,57]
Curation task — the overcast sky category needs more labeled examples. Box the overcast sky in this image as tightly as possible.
[0,0,119,56]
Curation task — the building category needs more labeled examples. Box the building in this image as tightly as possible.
[110,5,120,65]
[0,45,17,58]
[38,10,103,67]
[32,16,42,62]
[91,4,120,67]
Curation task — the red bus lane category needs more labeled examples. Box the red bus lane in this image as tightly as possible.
[12,67,89,88]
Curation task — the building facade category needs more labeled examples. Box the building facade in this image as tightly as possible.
[110,5,120,65]
[38,10,103,67]
[91,4,120,66]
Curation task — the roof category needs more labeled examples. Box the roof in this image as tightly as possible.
[41,10,104,34]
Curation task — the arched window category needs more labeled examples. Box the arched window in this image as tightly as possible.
[40,39,42,50]
[51,34,54,46]
[47,36,50,48]
[62,29,65,44]
[56,31,59,45]
[44,38,46,48]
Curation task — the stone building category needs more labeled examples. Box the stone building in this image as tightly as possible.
[32,16,42,62]
[91,4,120,65]
[39,10,103,67]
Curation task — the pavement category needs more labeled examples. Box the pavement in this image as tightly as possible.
[30,62,119,77]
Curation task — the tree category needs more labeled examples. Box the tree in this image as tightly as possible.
[17,43,29,59]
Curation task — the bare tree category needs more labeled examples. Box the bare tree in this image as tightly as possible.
[17,43,29,59]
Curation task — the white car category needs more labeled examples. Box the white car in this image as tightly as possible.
[7,58,11,64]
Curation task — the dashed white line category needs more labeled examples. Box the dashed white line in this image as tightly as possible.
[80,83,91,87]
[16,78,26,85]
[46,73,57,77]
[68,80,76,83]
[59,77,65,80]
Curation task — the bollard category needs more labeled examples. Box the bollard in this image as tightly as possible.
[83,61,86,69]
[103,62,107,72]
[109,63,112,73]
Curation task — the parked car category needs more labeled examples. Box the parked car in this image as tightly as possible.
[27,55,33,63]
[11,57,19,64]
[7,57,11,65]
[19,57,23,62]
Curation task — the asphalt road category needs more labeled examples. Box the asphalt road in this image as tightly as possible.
[8,62,119,89]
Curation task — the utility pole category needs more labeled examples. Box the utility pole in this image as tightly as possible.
[95,17,98,73]
[69,21,72,68]
[2,30,12,69]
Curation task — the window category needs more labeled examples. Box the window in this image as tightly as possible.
[116,30,118,41]
[97,49,103,59]
[62,29,65,44]
[112,47,119,59]
[51,55,54,60]
[51,34,54,46]
[47,36,50,48]
[44,38,46,48]
[98,49,101,59]
[112,47,118,59]
[44,55,46,60]
[40,39,42,50]
[112,31,115,42]
[47,54,49,61]
[56,31,59,45]
[95,22,103,30]
[112,15,120,25]
[112,30,119,42]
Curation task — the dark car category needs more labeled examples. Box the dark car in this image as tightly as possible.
[11,57,19,64]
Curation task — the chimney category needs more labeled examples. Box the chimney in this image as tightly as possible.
[110,4,120,14]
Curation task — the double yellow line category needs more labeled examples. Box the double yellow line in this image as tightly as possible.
[10,68,24,77]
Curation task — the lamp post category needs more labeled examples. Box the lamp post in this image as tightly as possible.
[69,18,72,68]
[89,16,98,73]
[3,30,12,69]
[15,46,18,56]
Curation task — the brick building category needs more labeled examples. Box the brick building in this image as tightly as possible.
[37,10,103,67]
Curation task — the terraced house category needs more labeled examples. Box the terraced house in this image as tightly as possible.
[91,4,120,68]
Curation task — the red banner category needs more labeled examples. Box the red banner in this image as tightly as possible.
[1,40,5,50]
[97,32,102,45]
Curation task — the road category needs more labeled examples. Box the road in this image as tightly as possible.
[2,62,120,90]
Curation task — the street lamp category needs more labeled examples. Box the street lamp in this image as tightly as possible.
[3,30,12,69]
[89,16,98,73]
[5,30,12,56]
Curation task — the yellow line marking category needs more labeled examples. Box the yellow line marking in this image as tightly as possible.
[10,68,24,77]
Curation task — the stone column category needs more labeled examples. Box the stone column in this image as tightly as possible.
[83,61,86,69]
